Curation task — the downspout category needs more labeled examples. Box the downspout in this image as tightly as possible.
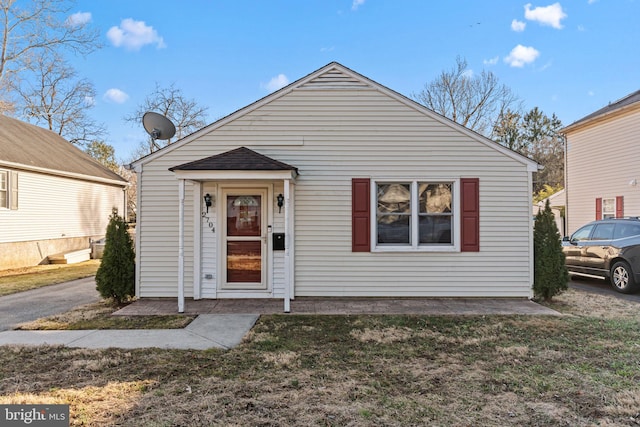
[563,132,569,235]
[528,167,537,300]
[283,179,291,313]
[178,179,185,313]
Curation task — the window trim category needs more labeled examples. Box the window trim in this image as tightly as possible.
[0,169,18,210]
[371,179,460,252]
[602,197,616,219]
[0,170,6,209]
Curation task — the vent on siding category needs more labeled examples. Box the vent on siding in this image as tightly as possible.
[300,69,370,90]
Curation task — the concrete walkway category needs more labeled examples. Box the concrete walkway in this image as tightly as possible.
[113,296,561,316]
[0,314,259,350]
[0,277,560,351]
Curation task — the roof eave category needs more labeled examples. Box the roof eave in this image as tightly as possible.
[172,169,298,181]
[562,100,640,134]
[0,160,128,186]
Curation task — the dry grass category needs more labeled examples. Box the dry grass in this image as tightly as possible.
[0,288,639,426]
[0,260,100,296]
[15,300,195,330]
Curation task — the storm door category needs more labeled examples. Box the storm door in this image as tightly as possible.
[221,189,267,289]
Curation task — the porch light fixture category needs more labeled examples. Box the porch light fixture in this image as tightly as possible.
[204,193,212,212]
[277,193,284,213]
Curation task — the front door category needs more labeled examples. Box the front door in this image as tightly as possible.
[221,189,267,290]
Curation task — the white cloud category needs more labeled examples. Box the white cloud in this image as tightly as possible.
[103,88,129,104]
[588,0,598,4]
[483,56,499,65]
[263,74,290,92]
[524,3,567,29]
[504,45,540,67]
[352,0,365,11]
[511,19,526,32]
[588,90,595,96]
[84,96,95,107]
[462,69,474,78]
[67,11,91,27]
[107,18,166,51]
[320,46,335,52]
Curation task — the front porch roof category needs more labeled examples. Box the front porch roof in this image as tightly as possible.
[169,146,299,181]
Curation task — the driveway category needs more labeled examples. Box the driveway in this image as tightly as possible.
[569,276,640,303]
[0,277,100,331]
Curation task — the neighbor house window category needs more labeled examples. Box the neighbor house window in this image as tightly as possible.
[375,181,454,250]
[602,198,615,219]
[0,170,18,210]
[0,171,6,208]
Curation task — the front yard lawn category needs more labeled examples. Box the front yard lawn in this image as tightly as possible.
[0,289,639,425]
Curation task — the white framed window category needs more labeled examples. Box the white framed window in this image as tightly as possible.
[373,179,459,252]
[602,198,615,219]
[0,171,6,209]
[0,170,18,210]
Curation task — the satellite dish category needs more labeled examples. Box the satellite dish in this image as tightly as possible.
[142,112,176,141]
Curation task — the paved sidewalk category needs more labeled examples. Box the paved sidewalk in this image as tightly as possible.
[0,314,259,350]
[114,296,561,316]
[0,290,560,350]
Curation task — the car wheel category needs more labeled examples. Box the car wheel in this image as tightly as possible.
[610,261,638,294]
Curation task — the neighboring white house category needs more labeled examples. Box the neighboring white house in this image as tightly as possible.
[0,115,128,269]
[562,89,640,235]
[533,189,565,236]
[130,62,539,312]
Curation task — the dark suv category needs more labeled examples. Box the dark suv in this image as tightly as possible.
[562,218,640,294]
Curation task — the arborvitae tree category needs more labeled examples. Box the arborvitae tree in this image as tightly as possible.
[533,200,568,301]
[96,208,135,304]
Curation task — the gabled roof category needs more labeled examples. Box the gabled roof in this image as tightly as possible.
[563,89,640,133]
[169,147,298,174]
[0,114,126,185]
[132,62,539,172]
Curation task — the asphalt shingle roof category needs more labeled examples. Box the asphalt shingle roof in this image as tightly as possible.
[169,147,298,173]
[0,114,126,183]
[566,89,640,129]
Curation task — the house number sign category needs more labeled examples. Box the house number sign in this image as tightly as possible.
[201,211,215,233]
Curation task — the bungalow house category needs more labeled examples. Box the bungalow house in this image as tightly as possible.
[0,115,128,269]
[562,89,640,235]
[130,62,539,312]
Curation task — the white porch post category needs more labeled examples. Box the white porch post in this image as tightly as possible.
[178,179,185,313]
[283,179,291,313]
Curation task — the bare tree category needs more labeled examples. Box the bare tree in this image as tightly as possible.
[16,53,104,144]
[492,106,565,194]
[0,0,100,112]
[124,82,209,154]
[412,56,520,136]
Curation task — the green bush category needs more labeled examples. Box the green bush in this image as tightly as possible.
[95,208,135,304]
[533,200,568,301]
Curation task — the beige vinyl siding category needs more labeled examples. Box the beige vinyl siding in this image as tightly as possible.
[566,107,640,234]
[138,83,533,298]
[0,169,124,244]
[200,183,218,298]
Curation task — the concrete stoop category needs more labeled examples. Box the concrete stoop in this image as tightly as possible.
[48,248,91,265]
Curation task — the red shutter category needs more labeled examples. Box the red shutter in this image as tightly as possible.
[460,178,480,252]
[352,178,371,252]
[616,196,624,218]
[595,198,602,220]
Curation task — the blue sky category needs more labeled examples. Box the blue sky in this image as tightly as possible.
[67,0,639,161]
